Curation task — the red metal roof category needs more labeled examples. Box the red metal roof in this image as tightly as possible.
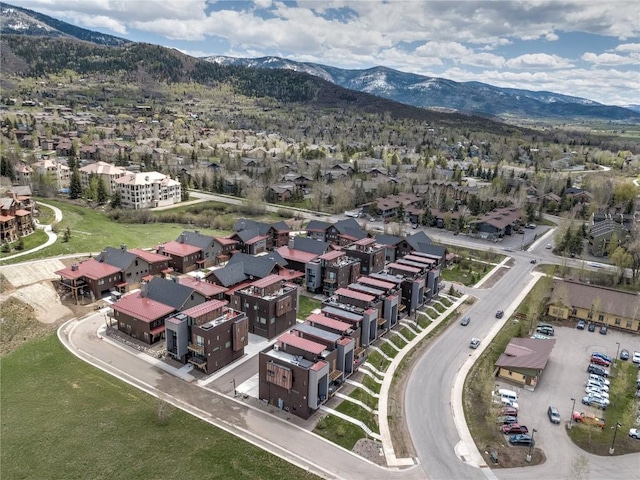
[55,258,121,280]
[225,280,253,295]
[310,360,327,372]
[245,234,269,245]
[279,332,326,355]
[111,293,174,322]
[182,299,228,318]
[251,274,281,289]
[215,236,238,246]
[276,245,319,263]
[387,262,420,273]
[129,248,169,264]
[318,250,344,261]
[306,314,352,332]
[358,276,396,290]
[150,325,165,335]
[335,287,375,303]
[159,240,200,256]
[178,277,228,297]
[404,254,435,265]
[278,269,305,281]
[355,237,375,246]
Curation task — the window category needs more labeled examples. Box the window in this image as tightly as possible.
[270,318,275,324]
[598,314,604,322]
[627,320,632,328]
[196,335,204,347]
[225,341,231,348]
[615,318,621,325]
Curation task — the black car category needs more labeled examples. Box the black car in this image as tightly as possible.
[509,434,534,446]
[460,316,471,326]
[588,322,596,332]
[600,324,608,335]
[620,349,630,361]
[496,310,504,319]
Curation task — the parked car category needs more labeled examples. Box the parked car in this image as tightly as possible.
[497,415,519,425]
[530,259,537,264]
[588,374,610,386]
[630,428,640,440]
[501,424,529,434]
[545,243,552,249]
[620,349,629,361]
[469,338,481,349]
[590,355,611,367]
[547,405,561,424]
[587,322,596,332]
[585,386,610,398]
[495,310,504,319]
[572,412,605,429]
[576,320,586,330]
[632,351,640,364]
[525,223,537,229]
[460,316,471,326]
[599,324,608,335]
[509,434,534,446]
[582,396,608,410]
[587,364,610,377]
[499,407,518,417]
[592,352,612,363]
[586,380,609,392]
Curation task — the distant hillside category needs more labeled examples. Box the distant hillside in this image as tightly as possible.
[0,35,527,137]
[0,2,130,46]
[205,56,640,123]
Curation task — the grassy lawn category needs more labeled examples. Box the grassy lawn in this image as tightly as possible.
[363,375,382,395]
[350,388,379,410]
[438,297,453,307]
[366,351,390,372]
[2,229,48,257]
[336,400,379,434]
[440,265,479,286]
[313,415,364,451]
[379,342,398,358]
[0,199,229,264]
[36,203,56,224]
[399,327,416,341]
[432,303,446,313]
[1,334,320,480]
[417,315,432,330]
[569,361,640,455]
[298,296,322,319]
[389,334,407,350]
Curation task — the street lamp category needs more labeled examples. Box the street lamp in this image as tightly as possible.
[609,423,622,455]
[230,378,237,397]
[526,428,537,462]
[614,342,620,367]
[569,398,576,429]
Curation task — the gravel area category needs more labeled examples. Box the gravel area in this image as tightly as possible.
[352,438,386,466]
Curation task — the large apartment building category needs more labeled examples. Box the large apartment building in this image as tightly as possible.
[79,161,132,195]
[115,171,181,209]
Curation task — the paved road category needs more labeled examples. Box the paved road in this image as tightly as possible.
[59,313,427,480]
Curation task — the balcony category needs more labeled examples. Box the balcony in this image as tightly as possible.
[187,343,205,355]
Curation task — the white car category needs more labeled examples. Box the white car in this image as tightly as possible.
[585,386,609,398]
[630,428,640,440]
[633,351,640,364]
[585,392,610,405]
[588,374,610,386]
[469,338,481,349]
[586,380,609,392]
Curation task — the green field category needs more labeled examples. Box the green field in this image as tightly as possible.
[0,334,320,480]
[297,295,322,319]
[0,199,229,264]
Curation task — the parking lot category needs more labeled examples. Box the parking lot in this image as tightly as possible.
[497,324,640,454]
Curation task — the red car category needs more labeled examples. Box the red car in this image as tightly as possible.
[501,424,529,435]
[590,355,611,367]
[499,407,518,417]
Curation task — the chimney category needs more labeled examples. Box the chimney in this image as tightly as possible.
[120,243,126,251]
[179,233,185,244]
[71,263,78,271]
[288,237,294,250]
[158,245,165,253]
[140,281,148,297]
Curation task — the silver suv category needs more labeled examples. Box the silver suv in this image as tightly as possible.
[547,405,561,424]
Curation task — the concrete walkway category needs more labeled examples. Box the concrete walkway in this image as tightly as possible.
[379,294,470,467]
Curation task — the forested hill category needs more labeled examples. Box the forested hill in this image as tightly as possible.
[0,35,526,136]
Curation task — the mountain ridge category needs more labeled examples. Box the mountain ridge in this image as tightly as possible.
[203,55,638,123]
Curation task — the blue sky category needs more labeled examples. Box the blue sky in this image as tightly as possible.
[17,0,640,106]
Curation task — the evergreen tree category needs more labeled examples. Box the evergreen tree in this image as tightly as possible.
[69,168,82,199]
[96,178,108,204]
[110,191,122,209]
[0,156,16,180]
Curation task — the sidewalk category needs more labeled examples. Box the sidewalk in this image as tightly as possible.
[379,293,469,467]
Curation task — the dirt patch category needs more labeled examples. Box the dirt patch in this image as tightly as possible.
[352,438,386,466]
[0,297,57,356]
[477,266,510,289]
[9,282,73,324]
[0,259,66,288]
[479,444,546,468]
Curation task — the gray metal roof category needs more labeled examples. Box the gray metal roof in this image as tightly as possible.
[293,236,329,255]
[145,277,196,310]
[294,323,341,343]
[97,246,136,270]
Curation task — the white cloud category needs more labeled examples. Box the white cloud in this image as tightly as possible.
[506,53,573,69]
[582,52,639,66]
[614,43,640,53]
